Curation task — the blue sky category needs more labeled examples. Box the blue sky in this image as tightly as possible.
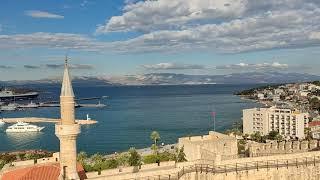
[1,0,320,80]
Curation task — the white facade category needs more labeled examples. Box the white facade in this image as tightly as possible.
[257,93,265,100]
[243,107,309,139]
[299,91,310,97]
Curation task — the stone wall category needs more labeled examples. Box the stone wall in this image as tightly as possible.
[248,140,319,157]
[85,151,320,180]
[178,131,238,161]
[180,164,320,180]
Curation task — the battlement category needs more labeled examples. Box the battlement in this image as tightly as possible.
[179,131,235,143]
[248,140,319,157]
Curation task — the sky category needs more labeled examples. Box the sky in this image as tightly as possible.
[1,0,320,80]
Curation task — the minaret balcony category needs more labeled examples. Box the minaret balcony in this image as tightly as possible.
[55,124,80,137]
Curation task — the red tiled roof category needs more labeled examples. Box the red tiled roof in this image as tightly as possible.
[309,121,320,127]
[2,163,86,180]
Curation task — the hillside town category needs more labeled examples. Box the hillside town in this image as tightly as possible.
[238,81,320,141]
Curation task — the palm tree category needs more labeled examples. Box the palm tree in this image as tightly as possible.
[150,131,160,147]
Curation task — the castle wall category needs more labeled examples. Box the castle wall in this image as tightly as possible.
[178,131,238,162]
[248,140,319,157]
[180,165,320,180]
[85,151,320,180]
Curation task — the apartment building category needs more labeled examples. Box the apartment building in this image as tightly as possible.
[243,107,309,139]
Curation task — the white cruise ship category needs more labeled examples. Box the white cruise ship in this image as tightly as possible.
[5,122,44,133]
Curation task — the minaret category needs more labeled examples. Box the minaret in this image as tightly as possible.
[55,56,80,180]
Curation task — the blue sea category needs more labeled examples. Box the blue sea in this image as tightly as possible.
[0,84,261,154]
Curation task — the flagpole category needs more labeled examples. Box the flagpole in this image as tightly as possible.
[211,111,216,132]
[214,114,216,131]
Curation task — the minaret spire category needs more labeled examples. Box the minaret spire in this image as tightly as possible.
[55,56,80,180]
[61,56,74,97]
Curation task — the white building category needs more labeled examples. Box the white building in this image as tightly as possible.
[273,88,284,95]
[257,93,265,100]
[243,107,309,139]
[308,121,320,139]
[299,91,310,97]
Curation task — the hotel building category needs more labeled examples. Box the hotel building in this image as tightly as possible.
[243,107,309,139]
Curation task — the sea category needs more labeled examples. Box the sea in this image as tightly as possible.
[0,84,262,155]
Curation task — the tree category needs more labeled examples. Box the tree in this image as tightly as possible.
[151,144,158,154]
[243,134,249,140]
[305,127,313,141]
[77,151,87,164]
[128,148,141,167]
[267,131,283,141]
[24,153,33,160]
[91,153,103,163]
[176,146,187,162]
[150,131,161,154]
[117,153,130,167]
[267,131,279,140]
[250,132,266,143]
[150,131,160,146]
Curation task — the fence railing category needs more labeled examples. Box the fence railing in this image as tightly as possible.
[123,155,320,180]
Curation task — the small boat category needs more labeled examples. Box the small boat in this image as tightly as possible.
[0,103,18,111]
[6,121,44,133]
[96,101,107,108]
[18,101,39,108]
[0,88,39,101]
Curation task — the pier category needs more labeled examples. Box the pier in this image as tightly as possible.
[1,117,97,125]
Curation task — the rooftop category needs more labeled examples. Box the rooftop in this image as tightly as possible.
[1,163,86,180]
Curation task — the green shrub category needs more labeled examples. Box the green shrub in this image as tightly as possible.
[83,163,94,172]
[128,148,141,166]
[143,154,158,164]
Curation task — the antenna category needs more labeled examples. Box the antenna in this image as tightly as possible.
[65,50,70,65]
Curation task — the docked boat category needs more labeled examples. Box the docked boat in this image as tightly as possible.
[0,89,39,101]
[0,103,18,111]
[5,122,44,132]
[18,101,39,108]
[96,101,107,108]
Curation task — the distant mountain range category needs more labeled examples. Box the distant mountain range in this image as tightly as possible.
[1,72,320,87]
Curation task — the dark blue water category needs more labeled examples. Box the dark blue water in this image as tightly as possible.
[0,84,261,154]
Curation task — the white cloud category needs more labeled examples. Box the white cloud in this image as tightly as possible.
[0,32,105,51]
[25,10,64,19]
[142,63,205,70]
[93,0,320,53]
[96,0,246,33]
[24,65,41,69]
[45,64,94,70]
[215,62,289,70]
[0,65,14,69]
[3,0,320,55]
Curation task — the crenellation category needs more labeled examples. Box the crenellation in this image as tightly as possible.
[310,140,318,149]
[301,141,309,150]
[279,141,285,150]
[292,141,300,150]
[249,140,320,157]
